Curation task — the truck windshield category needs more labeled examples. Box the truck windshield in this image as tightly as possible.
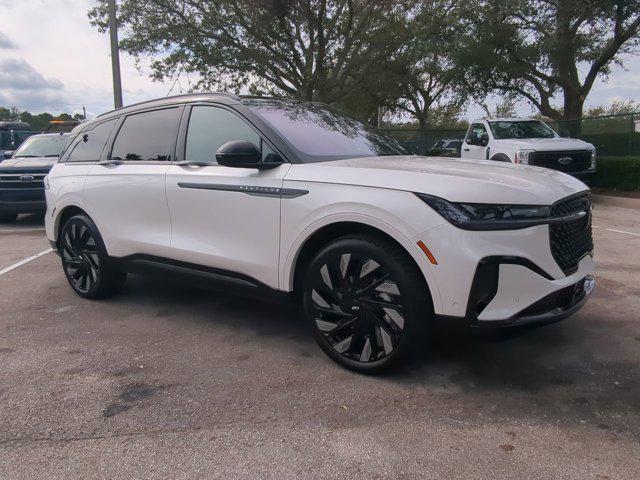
[246,99,406,162]
[488,120,556,140]
[13,134,68,158]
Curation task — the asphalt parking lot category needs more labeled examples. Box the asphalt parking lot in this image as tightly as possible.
[0,197,639,479]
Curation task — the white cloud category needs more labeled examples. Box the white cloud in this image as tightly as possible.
[0,32,16,49]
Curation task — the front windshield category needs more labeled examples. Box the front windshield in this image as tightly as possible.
[489,120,556,140]
[13,134,68,158]
[246,100,406,162]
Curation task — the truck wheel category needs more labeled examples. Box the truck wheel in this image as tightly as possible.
[490,154,511,162]
[59,214,127,299]
[303,234,432,373]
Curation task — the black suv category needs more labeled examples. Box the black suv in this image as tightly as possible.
[0,132,69,222]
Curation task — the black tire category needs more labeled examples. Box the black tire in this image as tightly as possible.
[0,212,18,223]
[58,214,127,299]
[303,234,432,373]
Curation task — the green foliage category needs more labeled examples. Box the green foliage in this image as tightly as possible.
[461,0,640,123]
[1,108,82,132]
[591,156,640,191]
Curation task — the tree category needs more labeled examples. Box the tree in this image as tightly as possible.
[89,0,410,109]
[462,0,640,133]
[585,99,640,117]
[386,0,469,128]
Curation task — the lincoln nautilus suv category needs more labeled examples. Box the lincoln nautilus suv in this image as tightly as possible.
[44,93,595,372]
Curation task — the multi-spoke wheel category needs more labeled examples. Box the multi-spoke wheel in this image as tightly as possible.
[59,214,127,299]
[304,234,432,372]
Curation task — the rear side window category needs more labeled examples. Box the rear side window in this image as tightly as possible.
[66,119,116,162]
[185,106,261,164]
[110,108,181,161]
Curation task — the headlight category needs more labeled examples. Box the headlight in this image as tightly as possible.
[416,193,551,230]
[43,175,50,190]
[514,149,535,164]
[590,148,596,170]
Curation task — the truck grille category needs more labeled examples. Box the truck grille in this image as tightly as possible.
[529,150,592,173]
[549,193,593,275]
[0,171,47,203]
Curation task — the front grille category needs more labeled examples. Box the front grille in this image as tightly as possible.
[549,194,593,275]
[529,150,592,172]
[0,173,46,189]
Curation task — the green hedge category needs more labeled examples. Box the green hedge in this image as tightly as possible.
[590,156,640,192]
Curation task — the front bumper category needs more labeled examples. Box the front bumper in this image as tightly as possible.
[0,188,46,214]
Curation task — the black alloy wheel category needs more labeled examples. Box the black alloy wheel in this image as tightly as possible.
[59,214,126,299]
[304,235,431,372]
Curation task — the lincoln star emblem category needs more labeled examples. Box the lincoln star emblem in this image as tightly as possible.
[19,174,35,182]
[558,157,573,165]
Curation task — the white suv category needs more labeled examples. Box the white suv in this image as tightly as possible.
[45,94,595,372]
[461,118,596,178]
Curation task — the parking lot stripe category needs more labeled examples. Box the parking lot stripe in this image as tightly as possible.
[0,228,46,234]
[0,249,53,277]
[593,226,640,238]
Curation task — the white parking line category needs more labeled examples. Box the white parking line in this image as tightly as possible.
[0,249,53,276]
[593,225,640,237]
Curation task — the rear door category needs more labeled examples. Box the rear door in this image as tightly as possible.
[83,106,183,258]
[165,104,290,288]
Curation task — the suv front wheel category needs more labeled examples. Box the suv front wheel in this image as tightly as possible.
[59,214,127,299]
[303,234,432,373]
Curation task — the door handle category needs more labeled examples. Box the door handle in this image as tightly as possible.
[97,159,123,166]
[174,160,218,167]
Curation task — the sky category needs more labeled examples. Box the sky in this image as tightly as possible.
[0,0,639,121]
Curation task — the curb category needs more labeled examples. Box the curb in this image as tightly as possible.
[592,194,640,210]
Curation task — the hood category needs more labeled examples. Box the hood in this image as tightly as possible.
[285,155,588,204]
[0,156,57,171]
[494,136,594,151]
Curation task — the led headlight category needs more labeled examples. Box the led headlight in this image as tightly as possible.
[416,193,550,230]
[590,148,596,170]
[514,149,535,164]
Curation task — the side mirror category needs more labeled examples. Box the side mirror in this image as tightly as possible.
[2,151,12,160]
[478,134,489,147]
[216,140,283,170]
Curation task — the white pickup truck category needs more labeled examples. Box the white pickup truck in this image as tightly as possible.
[460,118,596,178]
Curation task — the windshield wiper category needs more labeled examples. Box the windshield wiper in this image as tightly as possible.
[13,155,37,158]
[44,154,61,157]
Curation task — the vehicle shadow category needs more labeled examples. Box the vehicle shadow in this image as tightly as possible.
[118,273,640,431]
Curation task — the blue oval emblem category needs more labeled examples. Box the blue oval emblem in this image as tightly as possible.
[558,157,573,165]
[19,175,35,182]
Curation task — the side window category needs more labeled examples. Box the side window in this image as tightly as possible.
[466,123,487,143]
[66,119,116,162]
[110,108,181,161]
[185,106,261,164]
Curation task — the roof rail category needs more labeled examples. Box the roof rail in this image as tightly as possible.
[96,92,242,118]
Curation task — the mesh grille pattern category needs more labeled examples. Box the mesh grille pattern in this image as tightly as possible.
[529,150,591,172]
[549,194,593,275]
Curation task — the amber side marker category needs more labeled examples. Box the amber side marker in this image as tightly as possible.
[417,241,438,265]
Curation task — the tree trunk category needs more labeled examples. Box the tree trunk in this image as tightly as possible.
[562,90,585,137]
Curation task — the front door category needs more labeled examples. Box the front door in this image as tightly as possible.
[165,105,290,289]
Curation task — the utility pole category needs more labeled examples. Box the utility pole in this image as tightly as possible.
[82,105,87,121]
[108,0,123,109]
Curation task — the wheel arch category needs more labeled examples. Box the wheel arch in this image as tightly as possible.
[286,218,441,312]
[54,205,90,247]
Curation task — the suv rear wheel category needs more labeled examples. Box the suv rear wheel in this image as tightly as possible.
[303,234,432,373]
[59,214,127,299]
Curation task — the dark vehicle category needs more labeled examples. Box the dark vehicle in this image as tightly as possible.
[0,121,36,160]
[0,132,70,222]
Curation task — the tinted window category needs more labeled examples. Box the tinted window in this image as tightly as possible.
[66,120,116,162]
[185,106,261,164]
[247,100,405,163]
[466,123,487,142]
[12,134,69,158]
[111,108,181,161]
